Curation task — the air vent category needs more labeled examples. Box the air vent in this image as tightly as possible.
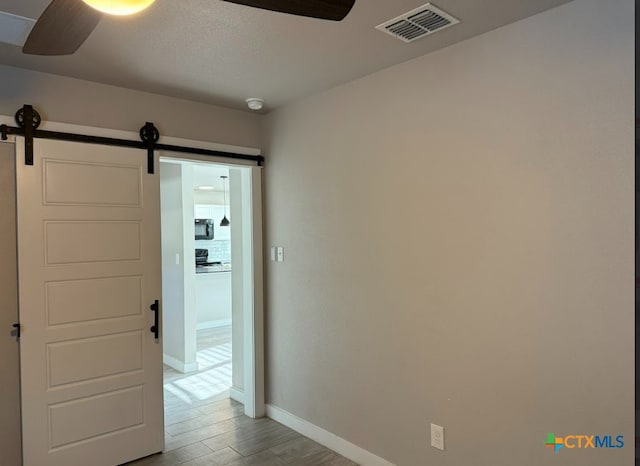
[376,3,459,43]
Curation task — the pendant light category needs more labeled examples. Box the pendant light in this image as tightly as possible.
[82,0,156,16]
[220,176,230,227]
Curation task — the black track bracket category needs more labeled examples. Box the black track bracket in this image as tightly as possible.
[16,105,42,166]
[140,122,160,174]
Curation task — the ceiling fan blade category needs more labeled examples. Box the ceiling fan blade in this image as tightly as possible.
[23,0,101,56]
[222,0,355,21]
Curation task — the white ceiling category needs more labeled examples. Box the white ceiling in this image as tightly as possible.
[193,163,229,190]
[162,159,229,204]
[0,0,573,112]
[193,163,229,204]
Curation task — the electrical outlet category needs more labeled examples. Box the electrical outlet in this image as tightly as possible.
[431,423,445,451]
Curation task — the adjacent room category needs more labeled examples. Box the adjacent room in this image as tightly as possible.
[0,0,633,465]
[160,160,236,404]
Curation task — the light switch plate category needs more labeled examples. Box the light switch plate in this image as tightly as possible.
[276,247,284,262]
[270,247,276,261]
[431,423,445,451]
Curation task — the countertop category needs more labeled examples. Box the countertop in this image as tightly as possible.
[196,264,232,274]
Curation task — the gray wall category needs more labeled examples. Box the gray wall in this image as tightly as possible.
[263,0,634,465]
[0,65,262,149]
[0,141,21,465]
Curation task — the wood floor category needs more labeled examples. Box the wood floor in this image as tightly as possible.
[124,327,357,466]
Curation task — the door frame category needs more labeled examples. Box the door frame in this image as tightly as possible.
[160,158,265,418]
[1,115,266,418]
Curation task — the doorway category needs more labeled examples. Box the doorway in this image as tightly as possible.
[159,157,264,419]
[160,160,235,411]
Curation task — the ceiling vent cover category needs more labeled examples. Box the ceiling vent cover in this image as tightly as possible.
[376,3,459,43]
[0,11,35,47]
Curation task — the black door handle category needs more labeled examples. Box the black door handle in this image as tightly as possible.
[150,300,159,339]
[12,323,20,339]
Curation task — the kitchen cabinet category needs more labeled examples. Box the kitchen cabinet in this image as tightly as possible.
[195,271,232,327]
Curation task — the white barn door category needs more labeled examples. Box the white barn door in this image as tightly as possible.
[16,138,164,466]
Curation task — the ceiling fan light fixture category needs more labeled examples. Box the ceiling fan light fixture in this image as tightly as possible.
[81,0,156,16]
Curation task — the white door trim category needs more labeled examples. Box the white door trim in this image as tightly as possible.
[242,166,265,417]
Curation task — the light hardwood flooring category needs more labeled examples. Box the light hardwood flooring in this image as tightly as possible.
[124,327,356,466]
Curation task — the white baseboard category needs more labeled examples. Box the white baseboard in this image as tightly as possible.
[163,354,199,373]
[229,386,245,404]
[265,404,395,466]
[196,319,232,330]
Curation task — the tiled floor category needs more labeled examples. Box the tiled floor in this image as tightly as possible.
[125,327,356,466]
[164,327,234,404]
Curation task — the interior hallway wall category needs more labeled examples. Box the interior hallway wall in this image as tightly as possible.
[263,0,634,464]
[160,161,198,372]
[160,162,188,366]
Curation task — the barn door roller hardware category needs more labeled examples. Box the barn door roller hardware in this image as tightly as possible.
[1,104,264,173]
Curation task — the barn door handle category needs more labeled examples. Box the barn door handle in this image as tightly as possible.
[12,323,20,339]
[150,300,159,339]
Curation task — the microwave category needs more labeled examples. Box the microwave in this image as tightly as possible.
[195,219,214,240]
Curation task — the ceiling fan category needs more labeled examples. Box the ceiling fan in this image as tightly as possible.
[23,0,356,56]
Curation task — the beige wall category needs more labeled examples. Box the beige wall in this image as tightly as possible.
[0,142,21,466]
[0,65,262,148]
[263,0,634,465]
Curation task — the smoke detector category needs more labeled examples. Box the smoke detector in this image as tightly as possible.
[376,3,459,43]
[246,98,265,111]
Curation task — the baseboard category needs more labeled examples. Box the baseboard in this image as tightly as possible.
[163,354,199,373]
[265,404,395,466]
[196,319,232,330]
[229,386,245,404]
